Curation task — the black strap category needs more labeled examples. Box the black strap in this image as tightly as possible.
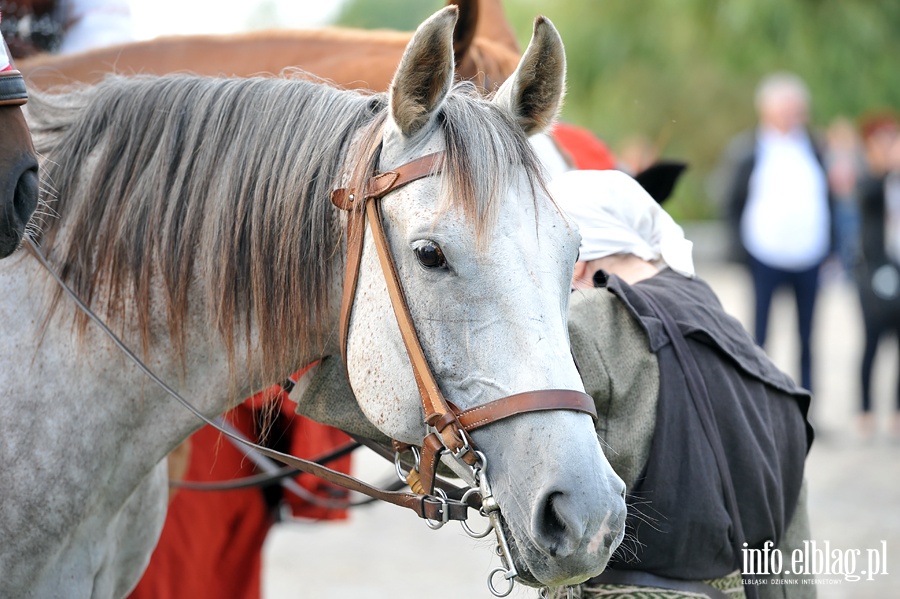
[0,72,28,105]
[632,287,758,599]
[588,569,732,599]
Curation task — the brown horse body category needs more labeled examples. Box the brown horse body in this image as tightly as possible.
[19,0,520,92]
[0,30,38,258]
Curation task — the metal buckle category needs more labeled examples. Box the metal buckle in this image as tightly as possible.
[451,427,472,459]
[423,488,450,530]
[438,428,479,486]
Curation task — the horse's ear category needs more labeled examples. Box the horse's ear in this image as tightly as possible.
[492,16,565,136]
[448,0,478,65]
[390,6,458,138]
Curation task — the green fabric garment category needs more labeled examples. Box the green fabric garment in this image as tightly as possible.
[568,287,660,489]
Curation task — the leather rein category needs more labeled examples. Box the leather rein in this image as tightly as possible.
[27,236,469,524]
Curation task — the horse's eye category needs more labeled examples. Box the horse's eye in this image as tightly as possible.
[414,241,447,270]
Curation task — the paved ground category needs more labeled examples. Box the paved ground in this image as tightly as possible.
[262,257,900,599]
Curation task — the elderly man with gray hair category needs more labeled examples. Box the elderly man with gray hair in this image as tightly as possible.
[720,72,834,393]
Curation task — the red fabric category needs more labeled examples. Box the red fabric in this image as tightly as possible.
[550,122,618,171]
[129,370,351,599]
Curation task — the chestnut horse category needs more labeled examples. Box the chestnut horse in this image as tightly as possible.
[18,0,520,93]
[0,24,38,258]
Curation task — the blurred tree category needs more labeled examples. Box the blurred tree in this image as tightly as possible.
[335,0,443,31]
[333,0,900,220]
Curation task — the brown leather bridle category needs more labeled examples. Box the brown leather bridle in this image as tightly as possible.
[329,150,597,499]
[29,145,596,597]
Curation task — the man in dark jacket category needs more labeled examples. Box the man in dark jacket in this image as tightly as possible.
[720,72,833,392]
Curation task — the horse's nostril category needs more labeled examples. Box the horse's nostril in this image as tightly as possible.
[534,490,578,558]
[13,168,39,225]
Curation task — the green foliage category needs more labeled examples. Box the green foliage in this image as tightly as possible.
[333,0,900,220]
[335,0,444,31]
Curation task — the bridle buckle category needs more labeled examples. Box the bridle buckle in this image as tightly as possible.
[423,488,450,530]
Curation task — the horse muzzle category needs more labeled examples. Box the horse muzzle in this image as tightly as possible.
[0,156,39,258]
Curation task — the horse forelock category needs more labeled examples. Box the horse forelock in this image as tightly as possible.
[27,75,542,385]
[348,81,545,248]
[438,85,546,245]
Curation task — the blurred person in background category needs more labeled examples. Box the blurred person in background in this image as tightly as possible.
[617,133,658,176]
[0,0,131,57]
[859,111,900,180]
[721,72,833,393]
[854,111,900,437]
[825,117,864,279]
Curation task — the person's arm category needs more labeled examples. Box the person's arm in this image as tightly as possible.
[567,288,659,489]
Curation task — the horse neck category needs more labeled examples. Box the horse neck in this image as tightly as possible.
[19,31,411,91]
[475,0,520,55]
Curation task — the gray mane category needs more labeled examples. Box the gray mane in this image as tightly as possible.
[27,73,541,383]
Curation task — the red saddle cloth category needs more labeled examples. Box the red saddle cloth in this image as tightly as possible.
[129,372,352,599]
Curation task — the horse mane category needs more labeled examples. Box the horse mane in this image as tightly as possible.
[27,74,541,386]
